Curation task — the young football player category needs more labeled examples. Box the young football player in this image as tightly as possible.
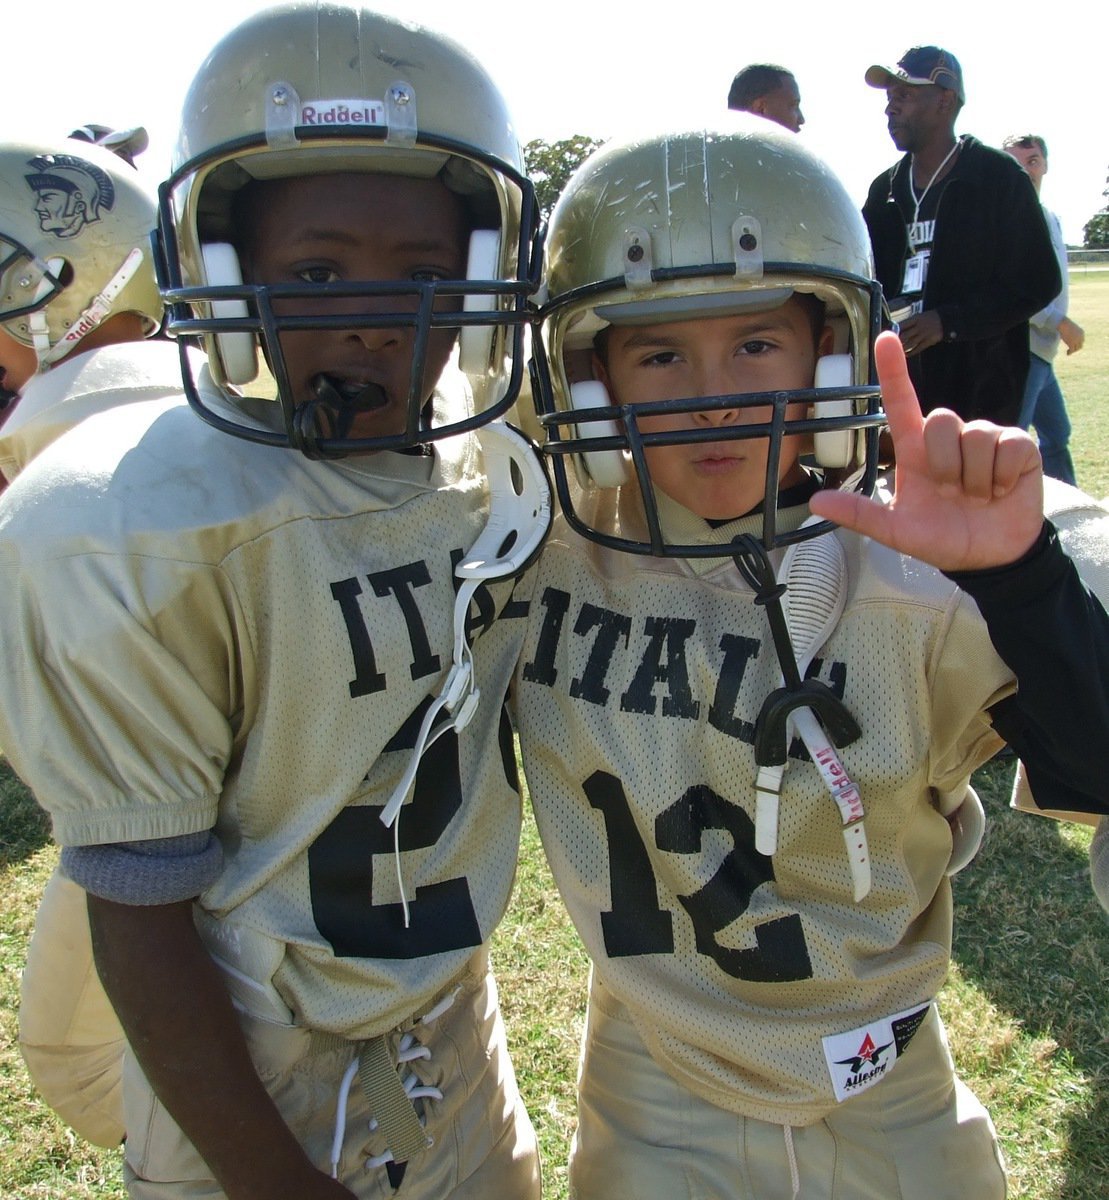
[0,135,166,470]
[515,122,1109,1198]
[0,5,548,1199]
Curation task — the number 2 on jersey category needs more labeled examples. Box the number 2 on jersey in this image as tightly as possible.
[307,713,484,959]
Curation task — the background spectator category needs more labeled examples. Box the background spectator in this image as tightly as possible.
[1002,133,1084,485]
[727,64,804,132]
[862,46,1058,424]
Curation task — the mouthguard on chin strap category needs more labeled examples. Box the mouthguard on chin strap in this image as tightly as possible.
[735,523,872,902]
[288,374,393,457]
[310,373,390,414]
[378,421,552,924]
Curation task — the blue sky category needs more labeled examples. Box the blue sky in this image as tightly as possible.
[14,0,1104,243]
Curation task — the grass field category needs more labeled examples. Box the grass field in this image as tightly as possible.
[1,272,1107,1198]
[1054,269,1109,498]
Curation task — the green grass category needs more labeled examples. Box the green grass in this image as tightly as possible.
[4,754,1106,1199]
[1054,270,1109,499]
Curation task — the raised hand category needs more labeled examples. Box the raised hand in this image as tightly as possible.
[810,331,1044,572]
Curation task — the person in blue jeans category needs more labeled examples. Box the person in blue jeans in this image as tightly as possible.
[1003,134,1084,486]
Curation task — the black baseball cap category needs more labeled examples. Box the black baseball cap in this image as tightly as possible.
[865,47,965,103]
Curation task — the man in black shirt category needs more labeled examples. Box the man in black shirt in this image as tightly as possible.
[862,47,1059,424]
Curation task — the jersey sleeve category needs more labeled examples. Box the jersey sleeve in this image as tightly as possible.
[0,546,244,846]
[923,585,1015,794]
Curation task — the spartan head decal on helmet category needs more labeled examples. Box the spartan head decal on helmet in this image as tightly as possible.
[154,1,540,458]
[530,120,885,557]
[25,154,115,240]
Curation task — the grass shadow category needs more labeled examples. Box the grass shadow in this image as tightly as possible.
[955,758,1108,1198]
[0,760,50,870]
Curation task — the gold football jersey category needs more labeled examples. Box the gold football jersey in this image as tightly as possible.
[0,366,536,1039]
[516,494,1015,1125]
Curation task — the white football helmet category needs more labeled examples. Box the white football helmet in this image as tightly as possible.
[155,1,540,458]
[0,138,161,379]
[531,120,885,556]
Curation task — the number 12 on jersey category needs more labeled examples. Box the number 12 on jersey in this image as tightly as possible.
[584,770,814,983]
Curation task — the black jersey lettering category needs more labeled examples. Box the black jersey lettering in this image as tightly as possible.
[331,577,387,698]
[520,586,570,687]
[570,603,632,706]
[707,633,761,743]
[621,616,700,719]
[368,561,441,681]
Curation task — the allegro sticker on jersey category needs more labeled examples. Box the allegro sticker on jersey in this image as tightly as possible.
[299,100,386,126]
[821,1003,930,1102]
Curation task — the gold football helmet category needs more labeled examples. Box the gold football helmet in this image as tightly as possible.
[531,119,884,556]
[0,138,161,376]
[155,1,540,457]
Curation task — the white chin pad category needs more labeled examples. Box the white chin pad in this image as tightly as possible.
[457,229,501,377]
[812,353,854,469]
[201,242,258,385]
[570,380,629,488]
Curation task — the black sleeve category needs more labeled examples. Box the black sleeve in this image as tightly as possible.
[946,523,1109,817]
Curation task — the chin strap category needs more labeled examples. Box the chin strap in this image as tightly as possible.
[33,248,145,369]
[379,422,551,924]
[733,522,870,902]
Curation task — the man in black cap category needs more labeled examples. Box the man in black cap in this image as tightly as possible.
[862,47,1059,424]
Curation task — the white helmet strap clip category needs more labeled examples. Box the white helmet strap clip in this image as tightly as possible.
[385,81,418,145]
[378,422,551,921]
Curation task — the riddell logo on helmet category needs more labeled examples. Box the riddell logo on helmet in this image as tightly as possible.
[300,100,386,127]
[61,314,99,345]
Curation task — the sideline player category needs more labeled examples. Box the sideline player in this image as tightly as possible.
[516,122,1109,1197]
[0,136,165,465]
[0,133,172,1147]
[0,5,549,1198]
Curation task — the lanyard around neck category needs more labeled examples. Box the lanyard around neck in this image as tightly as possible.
[907,139,959,243]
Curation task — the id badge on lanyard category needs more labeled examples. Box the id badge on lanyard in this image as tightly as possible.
[901,249,928,295]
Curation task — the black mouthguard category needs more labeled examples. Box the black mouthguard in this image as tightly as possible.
[310,373,389,413]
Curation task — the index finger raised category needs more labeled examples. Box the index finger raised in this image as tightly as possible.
[874,330,925,446]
